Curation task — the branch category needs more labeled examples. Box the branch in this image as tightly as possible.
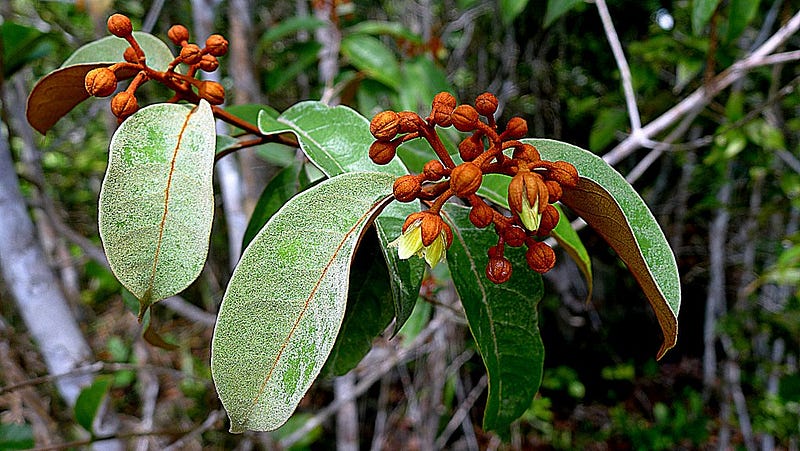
[603,9,800,166]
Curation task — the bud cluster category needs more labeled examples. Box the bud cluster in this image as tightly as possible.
[84,14,229,122]
[369,92,579,284]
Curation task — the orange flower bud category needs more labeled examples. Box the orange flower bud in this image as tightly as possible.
[503,225,527,247]
[422,160,447,180]
[486,256,512,284]
[370,111,400,142]
[168,25,190,45]
[198,80,225,105]
[504,117,528,139]
[198,54,219,72]
[393,175,421,202]
[107,14,133,38]
[508,171,548,231]
[469,200,494,228]
[458,134,483,162]
[205,34,229,56]
[475,92,498,117]
[450,105,479,132]
[123,46,138,63]
[180,44,203,65]
[110,91,138,118]
[536,205,560,237]
[526,241,556,273]
[512,143,540,162]
[85,68,118,97]
[545,180,562,203]
[419,213,445,246]
[397,111,421,133]
[546,161,579,188]
[431,92,456,126]
[369,141,398,165]
[450,162,482,197]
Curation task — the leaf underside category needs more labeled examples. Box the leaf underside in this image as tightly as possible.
[211,172,396,433]
[99,101,216,316]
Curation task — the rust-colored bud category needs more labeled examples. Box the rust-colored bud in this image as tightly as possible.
[545,180,562,203]
[123,46,138,63]
[504,117,528,139]
[475,92,498,117]
[423,160,447,180]
[110,91,138,118]
[450,105,479,132]
[536,205,560,237]
[205,34,229,56]
[526,241,556,273]
[486,257,512,284]
[107,14,133,38]
[458,134,483,162]
[503,225,527,247]
[512,144,540,163]
[369,141,398,165]
[198,80,225,105]
[450,162,483,197]
[198,54,219,72]
[397,111,420,133]
[419,212,445,246]
[370,111,400,142]
[180,44,203,65]
[85,68,118,97]
[469,200,494,228]
[431,92,456,126]
[393,175,421,202]
[168,25,190,45]
[545,161,579,188]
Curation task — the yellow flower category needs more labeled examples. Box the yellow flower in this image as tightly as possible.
[518,192,541,232]
[391,212,452,268]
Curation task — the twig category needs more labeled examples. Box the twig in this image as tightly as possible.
[595,0,641,132]
[434,375,487,449]
[163,409,225,451]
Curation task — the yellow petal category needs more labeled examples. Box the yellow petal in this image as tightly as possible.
[519,194,542,231]
[391,221,424,260]
[423,232,447,267]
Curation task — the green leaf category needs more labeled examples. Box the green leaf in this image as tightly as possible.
[0,423,35,450]
[529,139,680,359]
[99,101,216,317]
[551,204,593,300]
[265,42,322,93]
[443,203,544,433]
[26,32,175,134]
[242,160,306,250]
[324,229,395,376]
[258,102,424,329]
[543,0,585,28]
[346,21,424,44]
[2,21,52,77]
[589,108,627,151]
[211,172,396,432]
[499,0,529,25]
[259,16,327,46]
[341,34,402,90]
[74,376,113,432]
[726,0,760,43]
[692,0,723,35]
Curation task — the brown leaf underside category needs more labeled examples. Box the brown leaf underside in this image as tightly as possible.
[561,177,677,359]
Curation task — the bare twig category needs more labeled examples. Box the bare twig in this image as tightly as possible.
[163,409,225,451]
[434,375,487,449]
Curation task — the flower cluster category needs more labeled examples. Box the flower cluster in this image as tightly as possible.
[84,14,229,121]
[369,92,579,284]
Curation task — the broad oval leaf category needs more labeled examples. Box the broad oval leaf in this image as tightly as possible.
[211,172,396,432]
[99,101,216,316]
[443,203,544,433]
[27,32,175,134]
[258,101,424,330]
[529,139,680,359]
[340,34,402,90]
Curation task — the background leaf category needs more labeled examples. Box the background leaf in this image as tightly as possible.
[340,34,402,90]
[0,423,35,450]
[26,32,175,134]
[443,203,545,433]
[551,204,593,300]
[529,139,680,359]
[99,101,216,316]
[692,0,723,35]
[211,171,396,432]
[74,376,113,432]
[499,0,529,25]
[543,0,585,28]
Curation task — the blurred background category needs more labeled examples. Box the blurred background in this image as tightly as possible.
[1,0,798,449]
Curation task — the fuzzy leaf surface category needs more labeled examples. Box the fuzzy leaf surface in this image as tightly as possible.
[211,172,395,432]
[529,139,680,359]
[99,101,215,316]
[443,203,544,433]
[27,32,174,134]
[258,101,424,329]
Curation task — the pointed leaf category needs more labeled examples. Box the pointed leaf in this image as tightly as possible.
[99,101,216,316]
[27,32,174,134]
[74,376,113,432]
[543,0,584,28]
[692,0,723,35]
[529,139,680,359]
[443,203,545,433]
[340,34,402,90]
[258,101,424,329]
[499,0,529,25]
[211,172,396,432]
